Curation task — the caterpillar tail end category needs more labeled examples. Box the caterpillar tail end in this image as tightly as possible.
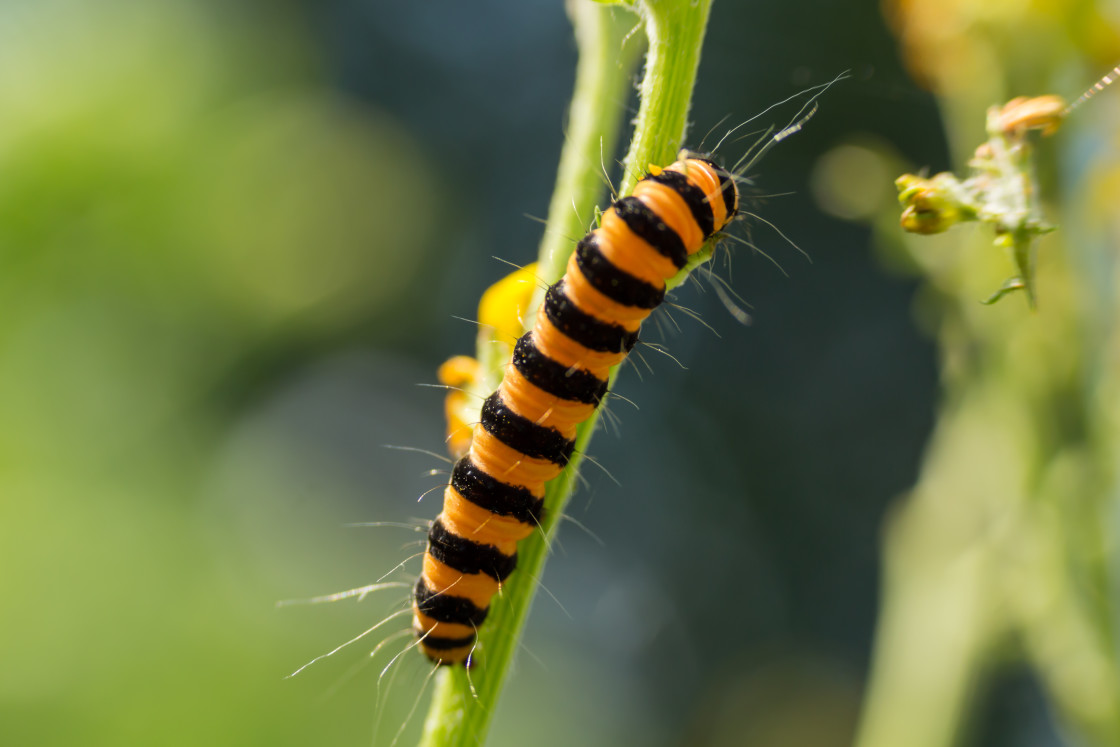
[412,613,477,667]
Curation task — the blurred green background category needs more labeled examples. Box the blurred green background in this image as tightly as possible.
[2,0,1117,745]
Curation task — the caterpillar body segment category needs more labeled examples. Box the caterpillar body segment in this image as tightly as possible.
[414,156,740,664]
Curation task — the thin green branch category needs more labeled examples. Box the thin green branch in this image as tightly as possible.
[417,3,638,745]
[533,3,644,290]
[620,0,714,194]
[417,1,716,745]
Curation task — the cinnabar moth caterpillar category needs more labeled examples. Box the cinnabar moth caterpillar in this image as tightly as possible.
[414,156,739,665]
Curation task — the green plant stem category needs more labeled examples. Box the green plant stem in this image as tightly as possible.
[620,0,714,195]
[417,1,715,745]
[533,3,644,290]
